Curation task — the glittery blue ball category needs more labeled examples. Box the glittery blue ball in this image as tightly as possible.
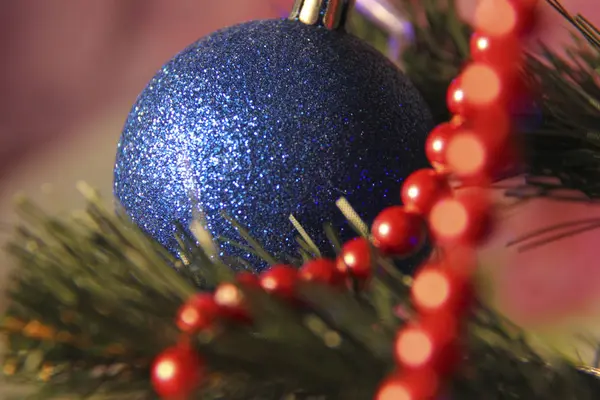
[114,19,434,266]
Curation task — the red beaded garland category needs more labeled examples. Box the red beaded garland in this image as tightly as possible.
[213,282,252,323]
[459,62,503,109]
[474,0,537,37]
[446,77,469,116]
[260,265,298,300]
[445,106,515,183]
[176,293,220,333]
[371,206,426,256]
[151,346,204,398]
[470,32,521,71]
[401,169,451,215]
[411,264,473,315]
[236,271,261,288]
[508,0,539,36]
[425,122,456,170]
[299,258,344,286]
[158,3,537,399]
[376,371,439,400]
[394,316,460,373]
[376,0,534,397]
[471,105,512,144]
[336,237,372,281]
[429,189,494,245]
[445,129,498,182]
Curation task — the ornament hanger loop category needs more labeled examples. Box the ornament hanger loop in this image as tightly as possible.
[289,0,356,31]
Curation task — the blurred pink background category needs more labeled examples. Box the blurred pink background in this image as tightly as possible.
[0,0,294,180]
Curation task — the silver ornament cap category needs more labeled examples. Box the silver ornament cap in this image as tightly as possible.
[289,0,355,30]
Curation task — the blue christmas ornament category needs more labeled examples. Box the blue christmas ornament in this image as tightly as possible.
[114,0,433,265]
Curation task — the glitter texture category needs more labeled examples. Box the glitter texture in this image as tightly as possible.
[114,19,433,264]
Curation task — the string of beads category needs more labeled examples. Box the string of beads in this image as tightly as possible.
[151,1,539,398]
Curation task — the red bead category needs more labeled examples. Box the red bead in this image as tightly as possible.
[260,265,298,300]
[214,282,252,323]
[446,77,469,116]
[336,237,372,281]
[470,64,521,108]
[376,371,439,400]
[425,122,456,170]
[450,115,465,127]
[151,346,203,398]
[470,32,521,71]
[429,189,494,245]
[474,0,538,38]
[236,271,261,288]
[445,131,496,183]
[176,293,220,333]
[473,107,516,176]
[424,318,462,376]
[371,206,426,256]
[401,169,451,215]
[299,258,344,286]
[445,106,515,183]
[472,106,512,144]
[394,316,460,373]
[460,62,504,108]
[411,263,473,315]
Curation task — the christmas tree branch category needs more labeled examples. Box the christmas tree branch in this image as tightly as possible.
[1,184,195,398]
[546,0,600,49]
[3,187,600,399]
[398,0,471,123]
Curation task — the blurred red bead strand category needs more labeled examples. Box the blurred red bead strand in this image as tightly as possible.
[151,346,204,399]
[260,265,298,300]
[380,1,534,396]
[376,371,439,400]
[213,282,252,324]
[474,0,538,37]
[470,32,522,70]
[429,189,494,245]
[176,293,220,333]
[299,258,345,286]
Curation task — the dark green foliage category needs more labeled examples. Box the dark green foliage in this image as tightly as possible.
[2,186,600,399]
[398,0,471,124]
